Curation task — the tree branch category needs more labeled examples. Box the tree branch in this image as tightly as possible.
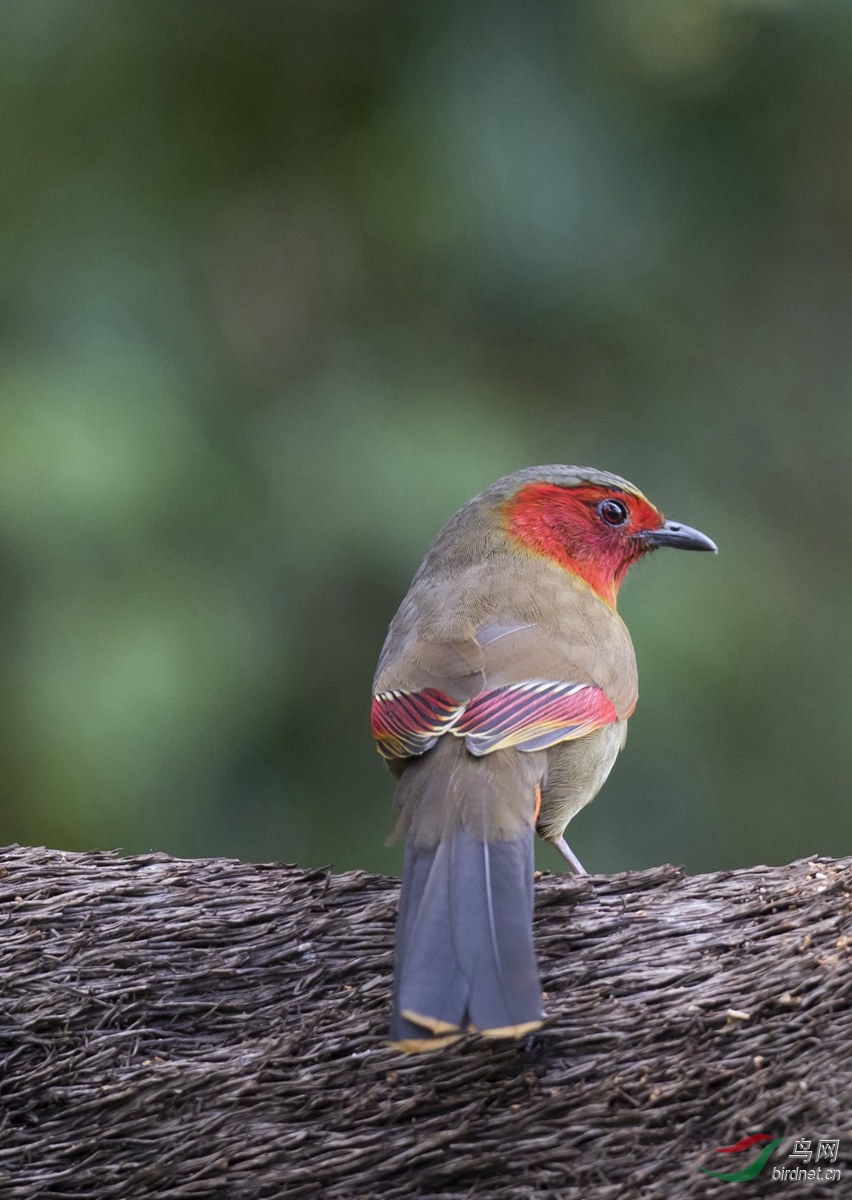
[0,846,849,1198]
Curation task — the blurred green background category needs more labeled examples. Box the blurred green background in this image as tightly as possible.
[1,0,849,876]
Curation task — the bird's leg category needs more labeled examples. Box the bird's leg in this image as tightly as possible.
[552,836,587,876]
[553,836,587,874]
[536,786,587,874]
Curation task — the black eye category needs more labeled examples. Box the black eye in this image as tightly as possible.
[597,498,629,527]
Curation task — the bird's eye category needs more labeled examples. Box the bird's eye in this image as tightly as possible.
[597,498,629,527]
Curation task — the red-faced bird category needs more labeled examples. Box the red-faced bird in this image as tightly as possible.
[371,465,716,1050]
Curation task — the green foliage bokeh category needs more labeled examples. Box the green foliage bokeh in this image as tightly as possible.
[1,0,849,875]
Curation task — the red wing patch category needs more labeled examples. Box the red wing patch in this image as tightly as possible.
[371,689,463,760]
[372,680,618,761]
[455,680,618,756]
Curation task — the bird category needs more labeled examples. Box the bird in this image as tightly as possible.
[371,465,716,1051]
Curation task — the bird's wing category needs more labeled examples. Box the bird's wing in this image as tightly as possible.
[371,688,464,760]
[372,677,616,761]
[454,679,617,756]
[372,622,619,762]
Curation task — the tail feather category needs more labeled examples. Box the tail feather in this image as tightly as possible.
[392,836,470,1037]
[389,743,545,1050]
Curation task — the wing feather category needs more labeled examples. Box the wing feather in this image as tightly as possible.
[371,680,617,761]
[455,680,618,756]
[371,689,463,760]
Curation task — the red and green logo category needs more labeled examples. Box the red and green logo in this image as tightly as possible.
[700,1134,786,1182]
[701,1135,842,1183]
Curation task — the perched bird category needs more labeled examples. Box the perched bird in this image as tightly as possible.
[371,465,716,1051]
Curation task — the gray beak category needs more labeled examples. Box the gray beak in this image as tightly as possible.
[639,520,718,553]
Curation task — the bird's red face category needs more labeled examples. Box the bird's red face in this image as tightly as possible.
[503,482,670,606]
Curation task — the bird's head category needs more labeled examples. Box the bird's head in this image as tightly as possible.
[495,466,716,608]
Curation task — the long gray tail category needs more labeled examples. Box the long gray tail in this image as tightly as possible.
[389,747,545,1050]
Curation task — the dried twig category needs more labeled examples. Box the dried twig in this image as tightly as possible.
[0,846,849,1198]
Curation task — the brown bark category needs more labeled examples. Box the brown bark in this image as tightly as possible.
[0,845,849,1198]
